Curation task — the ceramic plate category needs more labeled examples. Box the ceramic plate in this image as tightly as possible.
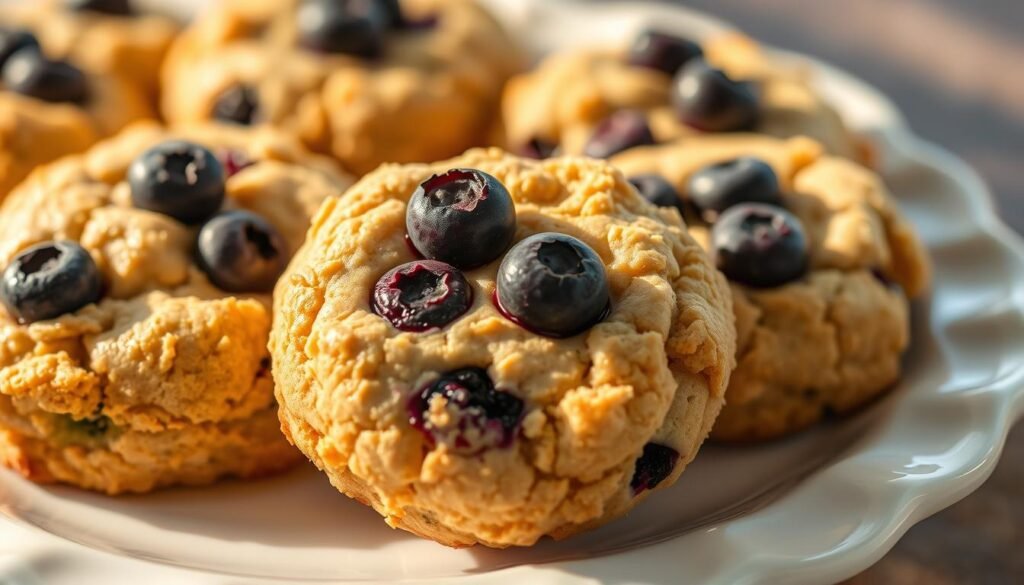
[1,1,1023,584]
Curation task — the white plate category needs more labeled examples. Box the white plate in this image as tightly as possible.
[2,1,1024,584]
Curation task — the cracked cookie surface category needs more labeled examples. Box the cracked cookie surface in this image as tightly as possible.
[0,122,351,493]
[270,149,736,547]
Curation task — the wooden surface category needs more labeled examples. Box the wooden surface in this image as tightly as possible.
[675,0,1024,583]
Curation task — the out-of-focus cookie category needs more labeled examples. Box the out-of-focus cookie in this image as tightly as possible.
[162,0,524,175]
[270,149,736,547]
[0,122,352,494]
[612,134,930,441]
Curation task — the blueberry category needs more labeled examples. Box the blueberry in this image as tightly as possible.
[197,210,288,293]
[630,443,679,495]
[688,157,782,222]
[712,203,808,288]
[379,0,404,29]
[495,233,610,338]
[372,260,472,332]
[0,28,40,69]
[628,174,685,214]
[297,0,388,58]
[65,0,134,15]
[2,50,89,104]
[672,59,759,133]
[407,367,524,454]
[627,30,703,76]
[212,84,259,126]
[583,110,656,159]
[128,140,226,225]
[1,241,103,324]
[518,137,558,160]
[405,168,516,270]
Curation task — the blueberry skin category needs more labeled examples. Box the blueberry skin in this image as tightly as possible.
[197,210,289,293]
[0,28,40,69]
[496,233,610,338]
[630,443,679,495]
[1,241,103,324]
[628,174,685,214]
[128,140,226,225]
[406,168,516,270]
[212,84,259,126]
[65,0,134,15]
[297,0,388,58]
[371,260,472,332]
[627,30,703,76]
[2,50,89,104]
[672,59,759,133]
[712,203,808,288]
[583,110,656,159]
[688,157,782,222]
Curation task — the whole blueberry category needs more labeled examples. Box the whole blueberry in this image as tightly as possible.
[0,28,40,69]
[405,168,516,270]
[65,0,134,15]
[630,443,679,495]
[712,203,808,287]
[627,30,703,76]
[688,157,782,222]
[1,241,103,324]
[407,367,524,454]
[496,233,610,338]
[583,110,656,159]
[672,59,759,132]
[628,174,685,214]
[212,84,259,126]
[372,260,472,332]
[2,50,89,104]
[128,140,226,225]
[297,0,388,58]
[197,210,289,293]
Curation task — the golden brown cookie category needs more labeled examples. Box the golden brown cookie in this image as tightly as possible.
[161,0,524,176]
[270,148,736,547]
[0,122,352,494]
[612,135,930,442]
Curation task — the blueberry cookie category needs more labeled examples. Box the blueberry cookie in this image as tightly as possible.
[0,122,351,494]
[270,149,736,547]
[612,135,930,441]
[161,0,524,176]
[500,31,866,164]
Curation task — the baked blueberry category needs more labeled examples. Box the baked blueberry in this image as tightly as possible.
[407,367,524,454]
[630,443,679,495]
[628,30,703,76]
[0,28,40,69]
[372,260,472,332]
[628,174,685,214]
[297,0,387,58]
[197,210,288,293]
[672,59,759,132]
[519,137,558,160]
[688,157,782,222]
[128,140,226,225]
[212,84,259,126]
[65,0,134,15]
[406,168,516,270]
[712,203,808,287]
[583,110,656,159]
[2,50,89,104]
[1,241,103,324]
[495,233,610,338]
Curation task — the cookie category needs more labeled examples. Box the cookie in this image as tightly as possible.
[500,31,866,164]
[0,122,352,494]
[270,148,736,547]
[161,0,524,176]
[612,134,930,441]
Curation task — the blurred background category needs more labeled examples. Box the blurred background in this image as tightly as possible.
[676,0,1022,582]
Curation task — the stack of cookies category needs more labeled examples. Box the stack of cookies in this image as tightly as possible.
[0,0,929,548]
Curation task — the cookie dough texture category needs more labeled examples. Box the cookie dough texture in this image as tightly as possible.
[501,33,864,163]
[612,135,931,441]
[162,0,524,176]
[271,149,736,547]
[0,122,351,494]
